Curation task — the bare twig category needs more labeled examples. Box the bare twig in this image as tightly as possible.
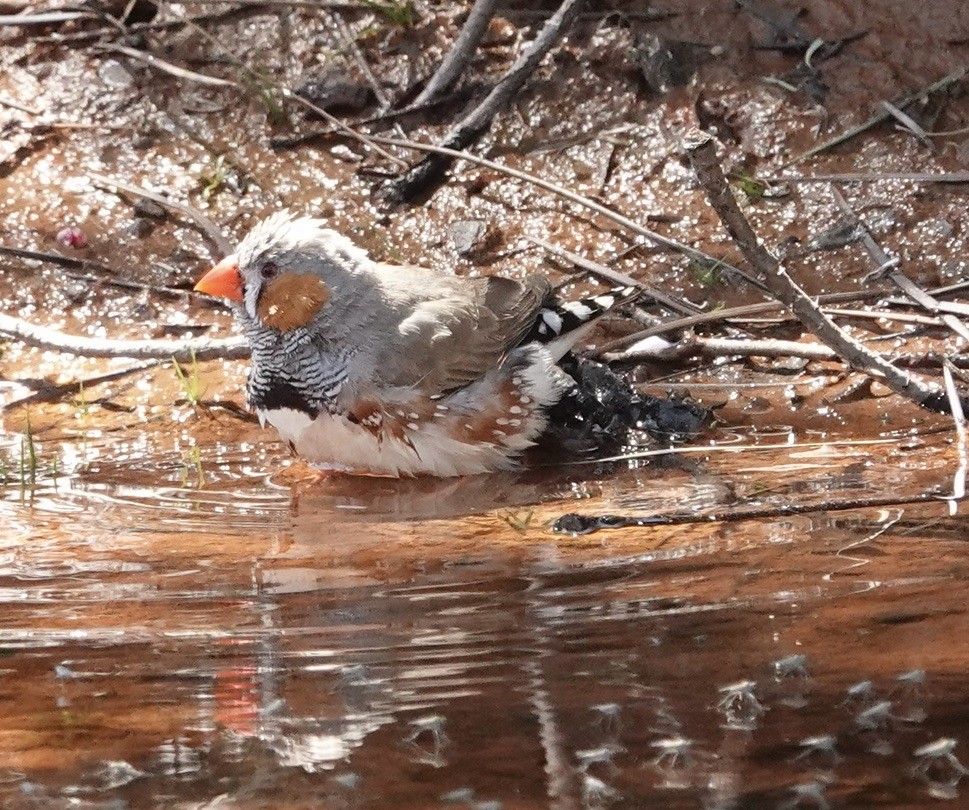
[554,491,942,535]
[388,0,585,201]
[0,245,214,300]
[830,186,969,344]
[881,100,934,149]
[789,66,969,164]
[0,313,249,360]
[771,172,969,184]
[0,96,40,115]
[328,11,391,109]
[99,43,240,87]
[943,363,967,512]
[368,133,764,287]
[596,289,892,354]
[0,11,93,25]
[87,172,233,256]
[2,361,164,412]
[527,237,700,315]
[414,0,500,105]
[684,130,948,411]
[603,334,836,363]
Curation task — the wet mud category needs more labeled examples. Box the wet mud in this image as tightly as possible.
[2,0,969,807]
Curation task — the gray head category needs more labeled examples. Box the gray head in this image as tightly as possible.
[195,211,373,338]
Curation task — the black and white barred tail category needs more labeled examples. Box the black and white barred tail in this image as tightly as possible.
[522,286,638,355]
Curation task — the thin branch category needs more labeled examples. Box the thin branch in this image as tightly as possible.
[603,334,836,363]
[0,245,216,301]
[526,237,700,316]
[830,186,969,344]
[99,43,240,87]
[87,172,233,256]
[683,129,947,411]
[2,361,163,412]
[0,313,249,360]
[388,0,585,201]
[0,11,94,25]
[943,363,967,512]
[553,491,943,536]
[596,289,892,354]
[414,0,500,106]
[328,10,391,109]
[367,133,765,287]
[788,66,969,164]
[771,172,969,184]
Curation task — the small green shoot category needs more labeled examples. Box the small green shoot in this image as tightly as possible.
[243,66,290,126]
[21,415,37,487]
[498,508,537,534]
[730,171,768,201]
[172,348,202,407]
[73,378,89,419]
[181,445,205,488]
[361,0,414,26]
[200,155,230,201]
[689,256,727,288]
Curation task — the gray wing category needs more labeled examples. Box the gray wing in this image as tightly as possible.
[377,274,553,394]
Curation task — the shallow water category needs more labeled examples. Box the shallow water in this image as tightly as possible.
[0,408,967,809]
[2,0,969,806]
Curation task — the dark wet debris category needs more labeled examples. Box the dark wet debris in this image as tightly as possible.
[540,356,711,457]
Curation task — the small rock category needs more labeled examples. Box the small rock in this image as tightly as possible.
[295,65,376,115]
[450,220,488,255]
[97,59,134,89]
[133,197,166,219]
[635,33,715,94]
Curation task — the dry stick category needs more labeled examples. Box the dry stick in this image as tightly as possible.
[683,130,948,411]
[789,66,969,164]
[526,237,700,316]
[881,100,933,149]
[0,11,93,24]
[829,187,969,343]
[388,0,585,202]
[87,172,233,256]
[99,43,240,87]
[553,491,944,536]
[772,172,969,184]
[2,361,164,412]
[943,363,967,511]
[596,289,891,354]
[0,245,215,301]
[367,133,764,288]
[328,10,391,109]
[178,14,406,166]
[413,0,500,106]
[0,313,249,360]
[604,334,837,363]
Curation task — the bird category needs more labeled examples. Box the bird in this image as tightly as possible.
[194,212,638,477]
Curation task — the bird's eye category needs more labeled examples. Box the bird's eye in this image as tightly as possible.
[261,262,278,280]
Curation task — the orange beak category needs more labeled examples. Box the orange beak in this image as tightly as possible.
[194,254,243,302]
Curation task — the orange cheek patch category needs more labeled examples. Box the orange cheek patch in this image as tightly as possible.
[257,273,329,331]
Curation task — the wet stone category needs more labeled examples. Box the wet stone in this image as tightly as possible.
[97,60,135,89]
[634,33,716,94]
[450,220,487,255]
[133,197,167,220]
[295,65,376,115]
